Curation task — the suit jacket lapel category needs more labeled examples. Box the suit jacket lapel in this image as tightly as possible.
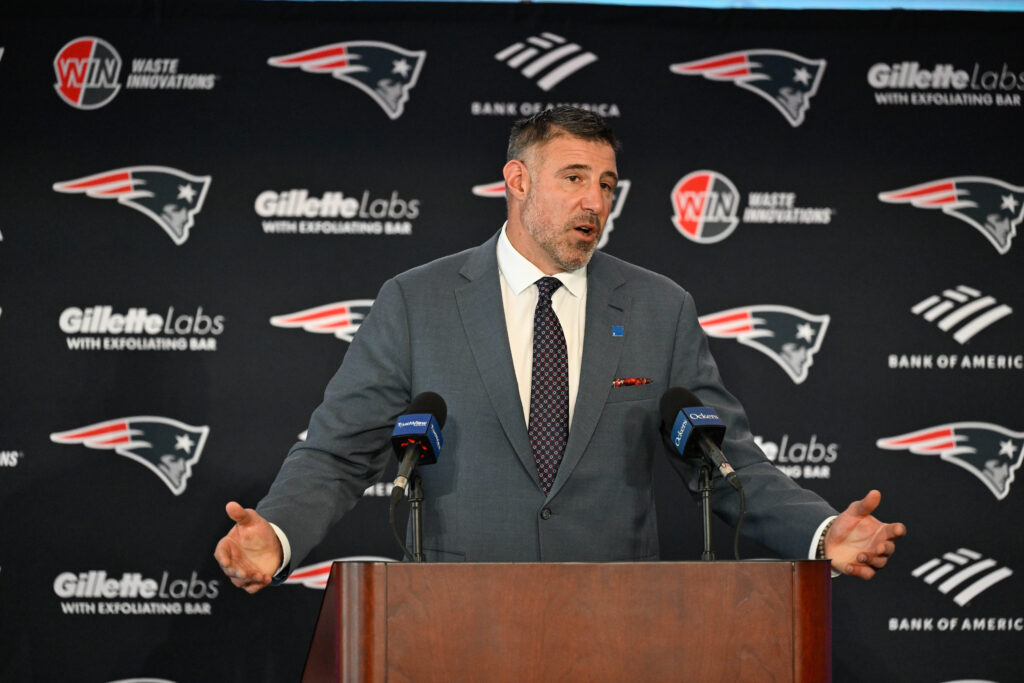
[548,253,628,500]
[455,233,538,486]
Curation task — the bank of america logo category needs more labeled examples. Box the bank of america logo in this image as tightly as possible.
[912,548,1013,606]
[912,285,1012,344]
[494,33,597,91]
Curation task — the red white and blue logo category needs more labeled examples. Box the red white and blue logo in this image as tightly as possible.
[268,41,425,120]
[53,36,122,109]
[284,558,397,590]
[53,166,211,245]
[270,300,375,343]
[699,305,830,384]
[670,49,826,127]
[50,416,209,495]
[878,176,1024,254]
[877,423,1024,501]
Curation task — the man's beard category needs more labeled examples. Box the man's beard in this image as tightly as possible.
[522,198,602,272]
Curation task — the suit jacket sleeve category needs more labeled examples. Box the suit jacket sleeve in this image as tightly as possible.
[256,276,413,572]
[664,286,838,560]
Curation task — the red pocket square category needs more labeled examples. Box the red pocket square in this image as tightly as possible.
[612,377,653,387]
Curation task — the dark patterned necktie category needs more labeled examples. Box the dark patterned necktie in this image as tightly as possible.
[528,277,569,493]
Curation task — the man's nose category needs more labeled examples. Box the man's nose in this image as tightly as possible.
[581,181,604,213]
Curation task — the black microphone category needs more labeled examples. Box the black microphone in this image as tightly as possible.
[659,387,742,491]
[390,392,447,503]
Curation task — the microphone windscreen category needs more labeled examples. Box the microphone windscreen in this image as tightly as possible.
[407,391,447,428]
[659,386,702,426]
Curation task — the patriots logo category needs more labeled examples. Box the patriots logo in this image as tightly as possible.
[471,179,630,249]
[268,41,426,120]
[50,416,209,495]
[470,181,507,199]
[670,49,826,127]
[878,177,1024,255]
[877,422,1024,500]
[699,305,830,384]
[270,299,375,343]
[52,166,211,245]
[284,557,397,590]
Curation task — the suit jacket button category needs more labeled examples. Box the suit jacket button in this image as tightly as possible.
[540,507,552,520]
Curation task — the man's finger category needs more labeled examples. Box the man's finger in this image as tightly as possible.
[845,562,876,580]
[230,572,270,594]
[845,489,882,517]
[213,538,235,569]
[231,576,265,591]
[225,501,252,525]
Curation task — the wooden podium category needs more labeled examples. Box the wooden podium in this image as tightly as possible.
[302,561,831,682]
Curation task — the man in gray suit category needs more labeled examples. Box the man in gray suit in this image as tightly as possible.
[215,106,905,593]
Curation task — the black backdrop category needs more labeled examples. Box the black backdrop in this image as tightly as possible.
[1,2,1023,681]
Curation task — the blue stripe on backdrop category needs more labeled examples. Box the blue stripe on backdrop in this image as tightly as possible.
[257,0,1024,11]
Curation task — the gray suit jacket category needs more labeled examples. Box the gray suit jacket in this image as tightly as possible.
[257,232,837,569]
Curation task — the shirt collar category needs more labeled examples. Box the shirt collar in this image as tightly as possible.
[497,223,587,298]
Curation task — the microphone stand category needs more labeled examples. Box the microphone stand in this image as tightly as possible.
[699,462,715,561]
[409,471,425,562]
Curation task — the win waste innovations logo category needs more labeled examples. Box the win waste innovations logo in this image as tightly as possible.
[53,36,217,110]
[670,170,834,244]
[53,37,121,109]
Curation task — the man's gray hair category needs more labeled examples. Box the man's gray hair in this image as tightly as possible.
[506,105,619,162]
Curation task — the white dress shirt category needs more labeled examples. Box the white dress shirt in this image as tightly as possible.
[496,223,587,427]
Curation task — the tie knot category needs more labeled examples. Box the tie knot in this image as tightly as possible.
[536,277,563,302]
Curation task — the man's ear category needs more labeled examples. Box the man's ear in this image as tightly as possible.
[503,159,529,200]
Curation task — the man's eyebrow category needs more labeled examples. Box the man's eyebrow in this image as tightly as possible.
[556,163,591,174]
[555,163,619,182]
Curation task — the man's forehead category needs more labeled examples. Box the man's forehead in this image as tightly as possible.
[531,134,617,173]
